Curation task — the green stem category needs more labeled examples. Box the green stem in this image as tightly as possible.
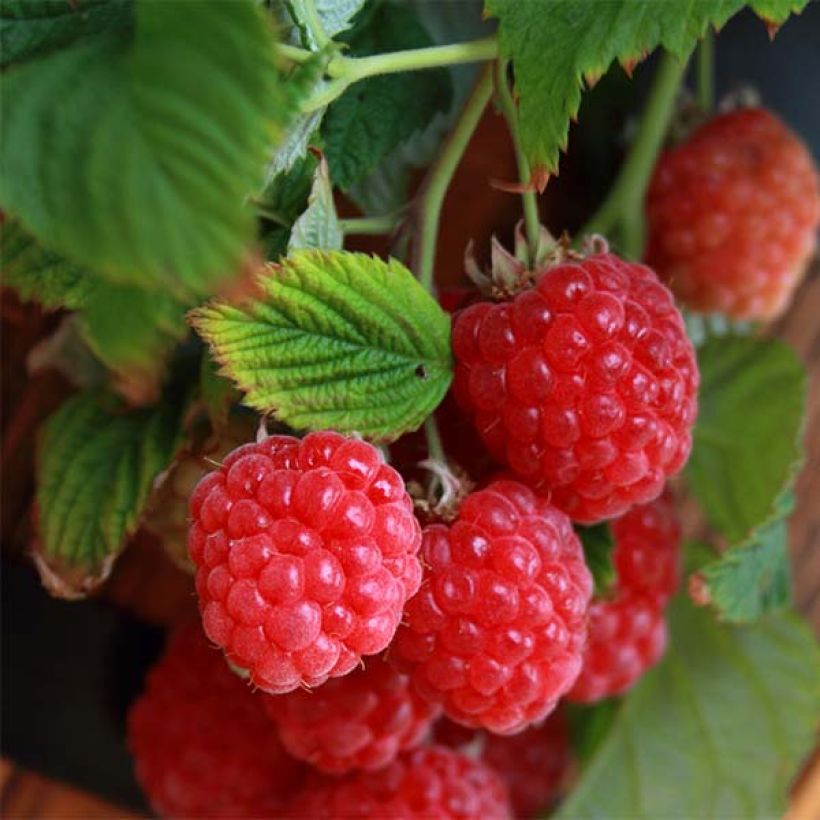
[494,59,541,266]
[415,63,494,291]
[580,51,688,259]
[277,43,314,64]
[252,202,290,228]
[339,214,401,235]
[299,0,331,49]
[697,29,714,112]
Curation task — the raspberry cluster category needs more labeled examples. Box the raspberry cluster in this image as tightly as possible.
[569,494,682,703]
[127,624,303,817]
[452,253,698,523]
[391,479,592,734]
[647,108,820,320]
[188,431,422,694]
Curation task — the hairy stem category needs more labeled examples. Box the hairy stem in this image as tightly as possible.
[494,59,541,266]
[414,63,495,292]
[424,415,446,465]
[580,51,688,258]
[339,214,401,235]
[697,29,714,112]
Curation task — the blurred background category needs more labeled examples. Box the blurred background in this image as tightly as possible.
[2,3,819,815]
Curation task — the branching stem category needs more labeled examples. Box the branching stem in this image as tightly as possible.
[339,214,401,235]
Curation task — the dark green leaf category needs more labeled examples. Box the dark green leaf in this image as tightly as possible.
[322,2,453,190]
[558,596,820,819]
[0,0,132,67]
[35,388,187,597]
[200,352,240,431]
[485,0,811,177]
[577,523,616,594]
[687,335,806,543]
[192,250,453,441]
[1,0,294,298]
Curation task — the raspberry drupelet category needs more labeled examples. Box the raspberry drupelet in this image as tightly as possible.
[391,479,592,734]
[569,494,681,703]
[287,745,512,819]
[452,252,698,523]
[127,623,303,818]
[188,431,422,694]
[262,653,440,774]
[646,107,820,320]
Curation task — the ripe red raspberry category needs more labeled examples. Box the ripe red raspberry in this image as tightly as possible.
[391,479,592,734]
[188,431,422,694]
[435,713,570,818]
[287,745,512,818]
[262,654,440,773]
[569,495,681,703]
[127,623,303,818]
[452,252,698,524]
[646,107,820,320]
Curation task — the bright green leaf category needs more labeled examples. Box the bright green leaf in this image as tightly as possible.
[0,220,96,310]
[687,335,806,543]
[288,157,343,252]
[485,0,810,177]
[35,388,187,597]
[558,597,820,819]
[698,492,794,624]
[192,250,453,441]
[1,0,291,298]
[322,2,453,190]
[0,0,132,67]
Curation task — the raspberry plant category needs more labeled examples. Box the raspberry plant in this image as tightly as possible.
[2,0,819,817]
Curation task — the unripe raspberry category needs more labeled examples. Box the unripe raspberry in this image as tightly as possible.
[287,745,512,819]
[188,431,422,694]
[436,713,570,818]
[262,654,440,774]
[391,479,592,734]
[646,107,820,320]
[127,624,303,818]
[569,495,681,703]
[452,252,698,524]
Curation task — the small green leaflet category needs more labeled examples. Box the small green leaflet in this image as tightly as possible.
[0,0,133,67]
[285,0,365,49]
[1,220,95,310]
[1,0,290,299]
[577,523,616,595]
[288,157,343,252]
[322,1,453,190]
[558,596,820,819]
[485,0,811,179]
[192,250,453,441]
[687,335,806,543]
[35,388,186,598]
[697,492,794,624]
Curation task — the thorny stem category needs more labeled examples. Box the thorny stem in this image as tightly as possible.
[415,63,495,292]
[697,29,715,112]
[580,51,688,259]
[338,214,402,235]
[494,59,541,267]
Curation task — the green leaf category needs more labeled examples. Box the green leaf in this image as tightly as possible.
[265,108,325,181]
[27,315,107,389]
[0,0,132,67]
[78,282,189,403]
[200,351,240,431]
[286,0,365,49]
[0,220,95,310]
[288,156,343,252]
[35,388,187,597]
[558,597,820,819]
[485,0,810,177]
[566,699,621,766]
[1,0,291,298]
[698,492,794,624]
[192,250,453,441]
[687,335,806,543]
[322,1,453,190]
[577,523,616,594]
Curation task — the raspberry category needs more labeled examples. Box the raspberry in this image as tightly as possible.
[391,479,592,734]
[646,107,820,320]
[127,623,303,817]
[569,495,681,703]
[188,431,422,694]
[435,713,570,818]
[287,745,512,819]
[452,252,698,523]
[262,653,440,773]
[143,416,254,572]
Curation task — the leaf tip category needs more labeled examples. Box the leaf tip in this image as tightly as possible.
[530,167,551,193]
